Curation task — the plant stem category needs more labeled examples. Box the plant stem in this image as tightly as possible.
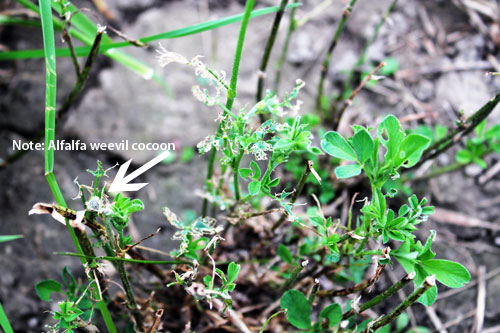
[103,217,143,330]
[340,0,398,102]
[332,61,384,129]
[58,27,104,120]
[272,160,313,231]
[56,252,190,265]
[0,301,13,333]
[368,276,435,332]
[308,279,320,304]
[233,150,245,202]
[416,91,500,167]
[260,310,284,333]
[342,272,415,320]
[116,259,143,330]
[281,264,305,292]
[38,1,116,330]
[274,0,298,93]
[256,0,289,121]
[202,0,256,216]
[317,262,386,297]
[315,0,357,116]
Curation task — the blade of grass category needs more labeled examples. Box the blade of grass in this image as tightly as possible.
[0,301,13,333]
[1,3,301,61]
[0,235,23,243]
[38,1,116,331]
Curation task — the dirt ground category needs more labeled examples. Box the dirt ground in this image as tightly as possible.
[1,0,500,332]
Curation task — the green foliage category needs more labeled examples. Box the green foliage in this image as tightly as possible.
[196,78,318,216]
[163,207,222,260]
[280,290,344,331]
[319,303,342,329]
[35,280,62,302]
[320,115,470,308]
[0,235,23,243]
[109,193,144,247]
[455,120,500,168]
[280,290,311,329]
[36,267,95,331]
[51,301,83,332]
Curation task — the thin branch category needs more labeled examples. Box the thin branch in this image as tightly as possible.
[315,0,358,115]
[368,276,435,332]
[416,91,500,167]
[342,272,415,320]
[58,25,105,120]
[333,62,385,129]
[273,0,299,93]
[256,0,289,104]
[281,261,307,292]
[148,309,164,333]
[318,260,387,297]
[272,160,314,231]
[124,227,161,252]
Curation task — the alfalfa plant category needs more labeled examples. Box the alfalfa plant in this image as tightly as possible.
[12,0,500,331]
[266,116,471,332]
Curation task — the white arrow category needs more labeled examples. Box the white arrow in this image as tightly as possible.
[108,150,171,193]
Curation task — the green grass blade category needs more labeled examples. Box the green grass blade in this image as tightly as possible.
[39,0,57,175]
[0,235,23,243]
[0,3,301,61]
[0,301,13,333]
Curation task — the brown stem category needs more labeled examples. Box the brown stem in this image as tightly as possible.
[318,261,386,297]
[332,61,385,130]
[367,276,435,332]
[342,272,415,320]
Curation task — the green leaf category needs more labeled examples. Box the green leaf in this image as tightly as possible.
[250,161,261,179]
[380,57,400,76]
[35,280,62,301]
[239,168,252,179]
[378,115,404,162]
[334,164,362,179]
[248,181,261,196]
[277,244,294,264]
[396,312,410,332]
[321,131,357,161]
[420,259,471,288]
[396,134,431,168]
[0,235,23,243]
[417,231,436,261]
[352,128,374,163]
[227,262,240,284]
[268,177,280,188]
[280,290,311,329]
[319,303,342,328]
[418,284,437,306]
